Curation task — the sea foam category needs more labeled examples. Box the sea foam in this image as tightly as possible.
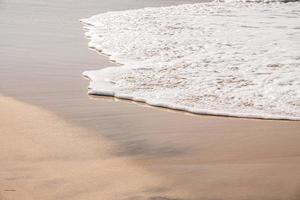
[81,0,300,120]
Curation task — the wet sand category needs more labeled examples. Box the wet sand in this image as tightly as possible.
[1,0,300,199]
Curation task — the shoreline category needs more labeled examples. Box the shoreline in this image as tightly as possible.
[81,2,300,121]
[1,0,300,199]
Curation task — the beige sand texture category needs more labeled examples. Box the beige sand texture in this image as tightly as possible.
[1,96,300,200]
[0,96,187,200]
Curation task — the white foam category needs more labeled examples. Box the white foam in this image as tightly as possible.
[81,1,300,120]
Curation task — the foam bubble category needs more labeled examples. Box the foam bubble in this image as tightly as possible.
[81,1,300,120]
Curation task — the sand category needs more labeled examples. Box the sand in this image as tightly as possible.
[0,96,186,200]
[1,0,300,200]
[1,99,300,200]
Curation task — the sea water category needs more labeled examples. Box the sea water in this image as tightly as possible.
[81,0,300,120]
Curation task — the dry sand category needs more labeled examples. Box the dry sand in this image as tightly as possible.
[1,97,300,200]
[0,96,186,200]
[1,0,300,200]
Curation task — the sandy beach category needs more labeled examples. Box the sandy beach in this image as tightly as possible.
[1,0,300,200]
[0,96,185,200]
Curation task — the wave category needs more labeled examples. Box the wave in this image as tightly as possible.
[81,0,300,120]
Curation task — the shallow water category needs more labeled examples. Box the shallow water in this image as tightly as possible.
[82,0,300,120]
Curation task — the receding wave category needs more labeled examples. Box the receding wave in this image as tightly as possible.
[81,0,300,120]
